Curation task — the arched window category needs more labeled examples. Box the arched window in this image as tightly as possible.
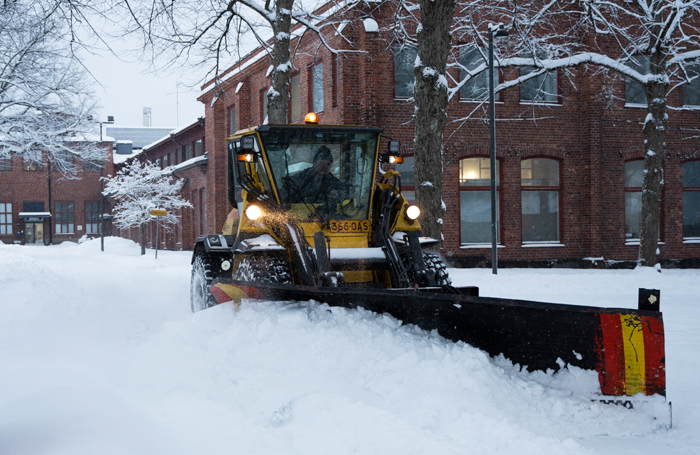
[683,161,700,238]
[460,157,499,244]
[625,160,644,240]
[521,158,559,242]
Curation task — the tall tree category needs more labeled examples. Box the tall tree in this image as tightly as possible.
[392,0,455,243]
[413,0,456,243]
[104,161,192,255]
[0,0,108,177]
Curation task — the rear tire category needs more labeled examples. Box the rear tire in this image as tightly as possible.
[191,255,218,312]
[423,253,452,286]
[234,255,292,284]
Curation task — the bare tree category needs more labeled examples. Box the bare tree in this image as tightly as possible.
[0,0,109,177]
[119,0,365,122]
[104,160,192,255]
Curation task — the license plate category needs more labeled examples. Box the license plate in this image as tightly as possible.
[330,220,370,233]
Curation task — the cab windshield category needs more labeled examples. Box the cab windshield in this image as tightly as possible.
[260,127,379,221]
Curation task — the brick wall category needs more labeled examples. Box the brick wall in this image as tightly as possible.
[193,2,700,265]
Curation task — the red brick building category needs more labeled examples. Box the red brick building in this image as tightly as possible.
[0,144,113,245]
[115,120,208,251]
[184,3,700,266]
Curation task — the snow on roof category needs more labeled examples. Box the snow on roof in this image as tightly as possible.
[171,154,208,173]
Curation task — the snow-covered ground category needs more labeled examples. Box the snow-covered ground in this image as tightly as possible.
[0,237,698,455]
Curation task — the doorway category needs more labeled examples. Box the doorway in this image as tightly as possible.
[25,222,44,245]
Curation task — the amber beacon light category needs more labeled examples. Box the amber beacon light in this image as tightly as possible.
[305,112,319,124]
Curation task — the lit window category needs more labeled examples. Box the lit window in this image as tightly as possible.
[683,64,700,107]
[55,202,74,234]
[521,158,559,242]
[0,203,12,235]
[520,53,557,103]
[625,160,644,240]
[394,43,417,98]
[312,63,324,112]
[460,158,499,244]
[23,157,42,171]
[460,46,498,101]
[626,56,649,105]
[683,161,700,238]
[291,73,301,122]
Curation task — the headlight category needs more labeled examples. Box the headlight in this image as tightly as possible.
[245,205,262,220]
[406,205,420,220]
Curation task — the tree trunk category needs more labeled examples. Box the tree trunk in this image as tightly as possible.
[139,223,147,255]
[639,51,668,268]
[267,0,294,124]
[413,0,455,244]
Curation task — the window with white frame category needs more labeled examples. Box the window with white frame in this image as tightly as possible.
[291,73,301,122]
[394,43,417,98]
[460,46,498,101]
[229,106,236,135]
[312,63,324,112]
[55,202,74,234]
[85,202,100,234]
[626,56,649,105]
[521,158,559,242]
[683,161,700,238]
[520,53,558,103]
[0,203,12,235]
[460,158,499,244]
[625,160,644,240]
[395,156,415,203]
[683,64,700,107]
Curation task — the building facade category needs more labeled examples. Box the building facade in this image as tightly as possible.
[0,145,113,245]
[182,3,700,266]
[115,120,208,251]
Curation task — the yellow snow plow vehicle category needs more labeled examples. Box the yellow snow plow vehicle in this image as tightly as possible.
[190,114,666,399]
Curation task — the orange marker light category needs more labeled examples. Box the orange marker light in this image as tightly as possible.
[305,112,319,124]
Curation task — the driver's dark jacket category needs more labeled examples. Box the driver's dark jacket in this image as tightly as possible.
[287,167,348,204]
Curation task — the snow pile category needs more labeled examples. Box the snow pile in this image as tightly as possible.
[0,239,697,454]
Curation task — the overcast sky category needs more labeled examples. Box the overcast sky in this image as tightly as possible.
[80,34,206,130]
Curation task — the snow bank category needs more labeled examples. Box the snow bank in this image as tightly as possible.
[0,240,697,454]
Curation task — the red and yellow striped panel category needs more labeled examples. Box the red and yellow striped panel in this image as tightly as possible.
[210,283,266,304]
[599,313,665,396]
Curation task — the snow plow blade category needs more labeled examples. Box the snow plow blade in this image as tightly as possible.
[210,280,665,397]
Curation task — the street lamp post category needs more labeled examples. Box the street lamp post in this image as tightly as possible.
[488,24,508,275]
[99,116,114,252]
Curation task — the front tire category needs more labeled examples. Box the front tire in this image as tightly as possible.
[423,253,452,286]
[234,255,292,284]
[190,255,218,312]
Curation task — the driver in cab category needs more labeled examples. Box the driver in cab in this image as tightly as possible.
[289,146,348,205]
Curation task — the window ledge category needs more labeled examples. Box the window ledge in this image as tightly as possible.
[459,100,504,104]
[521,242,564,247]
[460,243,504,249]
[683,238,700,244]
[519,101,562,106]
[682,105,700,109]
[624,103,646,108]
[625,240,665,245]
